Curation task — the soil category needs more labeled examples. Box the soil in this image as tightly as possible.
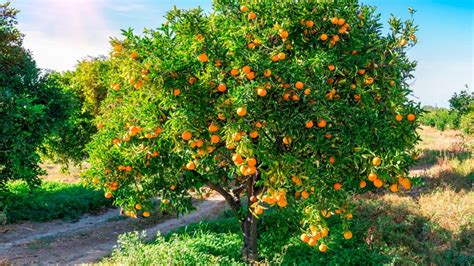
[0,194,226,265]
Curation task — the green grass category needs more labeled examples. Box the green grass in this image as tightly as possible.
[102,202,472,265]
[0,180,112,223]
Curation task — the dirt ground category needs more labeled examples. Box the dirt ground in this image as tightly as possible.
[0,194,226,265]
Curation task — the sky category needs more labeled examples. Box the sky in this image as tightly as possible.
[11,0,473,107]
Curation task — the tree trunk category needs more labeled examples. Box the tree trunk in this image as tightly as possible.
[241,208,258,262]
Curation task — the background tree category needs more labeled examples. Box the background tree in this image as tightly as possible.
[86,0,420,260]
[0,2,73,187]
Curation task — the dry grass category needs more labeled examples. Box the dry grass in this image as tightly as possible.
[39,162,89,183]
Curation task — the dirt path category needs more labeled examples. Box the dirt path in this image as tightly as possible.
[0,194,226,265]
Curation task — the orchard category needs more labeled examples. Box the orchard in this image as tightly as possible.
[86,0,420,261]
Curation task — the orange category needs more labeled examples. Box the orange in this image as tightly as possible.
[97,122,104,130]
[407,113,415,122]
[130,51,139,59]
[395,114,403,122]
[181,131,192,141]
[135,203,142,210]
[320,34,328,41]
[358,69,366,75]
[232,154,243,164]
[113,44,122,52]
[372,157,382,166]
[247,158,257,167]
[173,88,181,96]
[277,52,286,60]
[338,18,346,26]
[304,88,311,95]
[331,17,339,24]
[305,120,314,128]
[125,165,132,172]
[389,80,395,86]
[242,65,251,74]
[257,88,267,97]
[240,5,248,12]
[240,165,249,176]
[301,233,310,243]
[317,119,327,128]
[334,182,342,190]
[186,162,195,170]
[295,81,304,89]
[332,35,340,42]
[373,179,383,188]
[210,135,220,143]
[208,124,218,132]
[230,68,239,76]
[197,53,208,62]
[364,77,374,85]
[400,39,407,46]
[308,237,317,246]
[217,83,226,92]
[390,184,399,193]
[400,178,411,190]
[188,76,197,84]
[247,71,255,80]
[111,83,120,91]
[368,172,377,181]
[255,121,262,128]
[247,166,257,175]
[306,20,314,27]
[329,156,335,164]
[263,69,272,77]
[301,191,309,199]
[346,213,353,219]
[354,94,361,101]
[134,80,143,89]
[143,211,150,217]
[328,64,335,71]
[248,12,256,20]
[255,205,264,215]
[236,107,247,117]
[360,180,367,188]
[283,136,291,145]
[319,243,327,252]
[249,130,259,138]
[292,94,300,101]
[104,192,113,199]
[343,231,352,240]
[279,30,289,39]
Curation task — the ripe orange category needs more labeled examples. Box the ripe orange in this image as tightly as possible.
[236,107,247,117]
[135,203,142,210]
[242,65,251,74]
[143,211,150,217]
[372,157,382,166]
[343,231,353,240]
[277,52,286,60]
[320,34,328,41]
[173,88,181,96]
[255,121,262,128]
[400,39,407,46]
[306,20,314,27]
[247,71,255,80]
[332,35,340,42]
[295,81,304,89]
[328,64,335,71]
[111,83,120,91]
[283,136,291,145]
[105,192,113,199]
[360,180,367,188]
[358,69,366,75]
[249,130,259,138]
[125,165,132,172]
[197,53,208,62]
[186,162,195,170]
[232,153,243,164]
[389,80,395,86]
[240,5,248,12]
[304,88,311,95]
[329,156,335,164]
[317,119,327,128]
[134,80,143,89]
[130,51,139,59]
[373,179,383,188]
[279,30,289,39]
[308,237,317,246]
[400,178,411,190]
[407,113,416,122]
[395,114,403,122]
[346,213,353,219]
[390,184,399,193]
[292,94,300,101]
[257,88,267,97]
[334,182,342,190]
[368,172,377,181]
[247,158,257,167]
[263,69,272,77]
[255,205,264,215]
[181,131,192,141]
[301,191,309,199]
[217,83,226,92]
[338,18,346,26]
[305,120,314,128]
[301,234,310,243]
[230,68,239,76]
[248,12,256,20]
[210,134,220,143]
[319,243,328,252]
[208,124,218,132]
[331,17,338,24]
[113,44,122,52]
[364,77,374,85]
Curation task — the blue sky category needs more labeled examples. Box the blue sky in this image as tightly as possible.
[12,0,473,107]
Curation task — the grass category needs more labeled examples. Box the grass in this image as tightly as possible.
[103,126,474,265]
[0,180,112,223]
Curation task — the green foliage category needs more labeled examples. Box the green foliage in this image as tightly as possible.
[0,2,74,187]
[0,180,112,223]
[459,111,473,135]
[449,86,473,116]
[105,202,472,265]
[419,106,457,131]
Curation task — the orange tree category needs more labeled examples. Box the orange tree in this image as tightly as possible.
[86,0,420,260]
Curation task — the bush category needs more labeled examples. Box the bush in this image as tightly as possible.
[419,107,457,131]
[0,180,112,223]
[459,110,473,136]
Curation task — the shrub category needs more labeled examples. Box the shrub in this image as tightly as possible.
[86,0,420,260]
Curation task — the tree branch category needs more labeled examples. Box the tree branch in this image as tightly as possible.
[207,182,241,211]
